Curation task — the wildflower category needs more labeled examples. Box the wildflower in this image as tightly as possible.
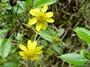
[19,40,43,60]
[28,5,54,31]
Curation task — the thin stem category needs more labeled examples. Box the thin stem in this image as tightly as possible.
[31,28,38,41]
[34,33,37,41]
[9,32,15,39]
[79,0,88,9]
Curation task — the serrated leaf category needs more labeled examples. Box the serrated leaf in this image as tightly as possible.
[1,38,12,58]
[58,53,88,65]
[34,0,56,8]
[74,27,90,44]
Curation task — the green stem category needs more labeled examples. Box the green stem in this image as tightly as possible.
[34,33,37,41]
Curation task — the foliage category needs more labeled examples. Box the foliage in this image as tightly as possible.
[0,0,90,67]
[58,53,88,65]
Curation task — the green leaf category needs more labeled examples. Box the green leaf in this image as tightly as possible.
[1,38,12,58]
[59,42,66,46]
[11,46,17,53]
[73,64,87,67]
[87,43,90,47]
[31,34,36,42]
[53,44,63,54]
[14,1,26,13]
[80,49,87,56]
[0,38,4,56]
[2,62,18,67]
[38,28,57,42]
[0,29,9,38]
[74,27,90,44]
[1,0,9,2]
[58,53,88,65]
[46,48,55,55]
[34,0,56,8]
[26,0,32,7]
[57,28,64,36]
[85,53,90,59]
[39,32,52,42]
[15,32,23,41]
[41,40,47,46]
[6,10,14,24]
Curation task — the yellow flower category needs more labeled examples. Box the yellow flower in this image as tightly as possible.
[28,5,54,31]
[19,40,43,60]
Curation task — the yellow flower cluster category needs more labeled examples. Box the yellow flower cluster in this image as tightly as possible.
[19,40,43,60]
[19,5,54,61]
[28,5,54,31]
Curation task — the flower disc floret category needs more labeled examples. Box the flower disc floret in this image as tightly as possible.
[36,12,46,23]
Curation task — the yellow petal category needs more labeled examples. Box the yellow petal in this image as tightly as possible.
[41,22,46,30]
[36,22,42,31]
[46,18,54,23]
[34,46,42,52]
[34,50,43,54]
[19,44,28,51]
[34,55,39,60]
[46,12,53,17]
[27,40,37,50]
[32,41,37,50]
[30,55,39,60]
[19,51,25,56]
[22,56,27,59]
[41,5,48,12]
[27,40,32,50]
[34,46,43,54]
[30,9,40,16]
[28,17,37,25]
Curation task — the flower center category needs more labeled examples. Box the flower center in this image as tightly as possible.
[25,51,35,58]
[36,12,46,23]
